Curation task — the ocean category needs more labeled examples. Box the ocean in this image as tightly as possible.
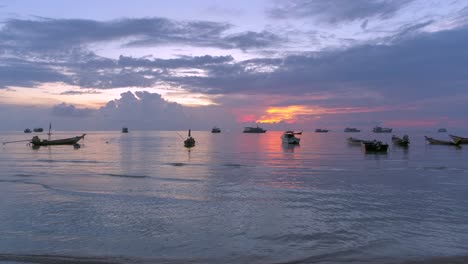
[1,130,467,264]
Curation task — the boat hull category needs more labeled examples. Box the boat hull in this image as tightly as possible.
[184,138,195,148]
[425,136,460,146]
[31,134,86,146]
[362,141,388,152]
[281,137,300,144]
[392,135,410,147]
[373,127,392,133]
[344,128,360,132]
[449,135,468,144]
[347,137,365,145]
[243,126,266,133]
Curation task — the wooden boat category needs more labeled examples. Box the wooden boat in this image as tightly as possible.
[294,131,302,135]
[392,135,410,147]
[122,127,129,133]
[184,130,195,148]
[425,136,461,146]
[24,128,32,133]
[315,129,329,133]
[344,127,360,132]
[362,140,388,152]
[281,131,300,144]
[30,134,86,146]
[449,135,468,144]
[33,128,44,132]
[211,126,221,133]
[347,137,366,145]
[373,126,392,133]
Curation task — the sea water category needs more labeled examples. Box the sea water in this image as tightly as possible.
[1,131,468,264]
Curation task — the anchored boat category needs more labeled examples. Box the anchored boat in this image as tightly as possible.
[362,140,389,152]
[392,135,410,147]
[30,134,86,146]
[373,126,392,133]
[184,130,195,148]
[344,127,360,132]
[425,136,461,146]
[315,129,329,133]
[243,126,266,133]
[281,131,301,144]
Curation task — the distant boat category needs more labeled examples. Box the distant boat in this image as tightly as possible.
[344,127,360,132]
[211,126,221,133]
[122,127,129,133]
[243,126,266,133]
[184,129,195,148]
[31,134,86,146]
[315,129,329,133]
[362,140,389,152]
[24,128,32,133]
[281,131,300,144]
[449,134,468,144]
[438,128,447,132]
[425,136,461,146]
[347,137,366,145]
[33,128,43,132]
[392,135,410,147]
[373,126,392,133]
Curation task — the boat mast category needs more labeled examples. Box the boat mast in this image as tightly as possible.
[48,122,52,140]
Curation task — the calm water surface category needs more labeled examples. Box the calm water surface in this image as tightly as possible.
[1,131,468,264]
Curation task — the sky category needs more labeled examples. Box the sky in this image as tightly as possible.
[1,0,468,131]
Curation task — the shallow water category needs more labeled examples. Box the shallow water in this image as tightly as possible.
[1,130,468,264]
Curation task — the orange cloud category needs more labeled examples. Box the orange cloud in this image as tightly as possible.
[256,105,392,124]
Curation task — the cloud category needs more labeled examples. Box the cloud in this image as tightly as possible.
[59,90,102,95]
[72,91,236,130]
[0,58,70,89]
[171,24,468,107]
[0,17,283,53]
[51,103,94,117]
[268,0,415,23]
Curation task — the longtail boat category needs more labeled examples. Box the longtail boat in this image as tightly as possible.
[184,130,195,148]
[31,134,86,146]
[362,140,388,152]
[449,135,468,144]
[347,137,366,145]
[424,136,460,146]
[392,135,410,147]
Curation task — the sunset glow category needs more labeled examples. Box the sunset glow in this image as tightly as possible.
[256,105,401,124]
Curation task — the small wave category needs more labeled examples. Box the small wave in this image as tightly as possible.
[101,173,149,179]
[423,166,447,171]
[166,162,187,167]
[223,163,244,168]
[36,159,104,164]
[13,173,34,177]
[0,254,210,264]
[0,253,131,264]
[402,255,468,264]
[255,231,345,243]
